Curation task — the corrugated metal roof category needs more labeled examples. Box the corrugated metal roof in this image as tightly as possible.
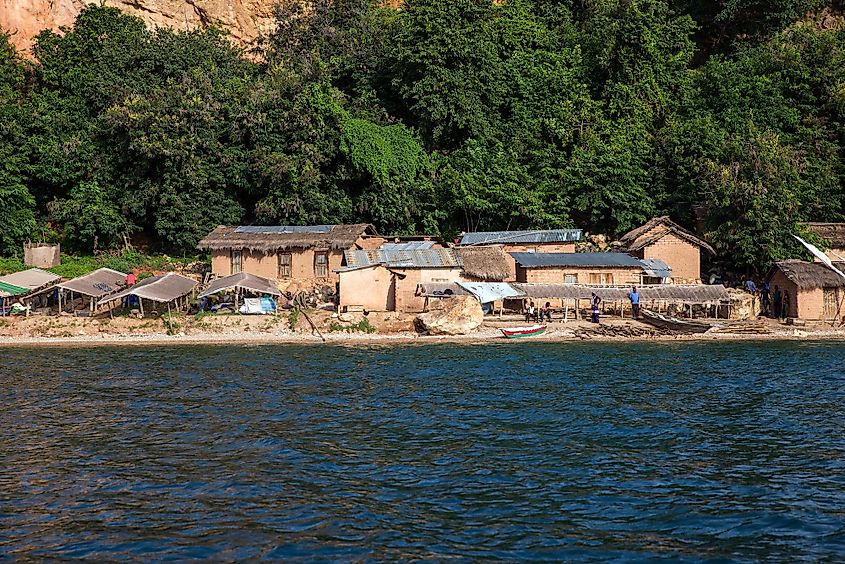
[0,280,30,298]
[0,268,61,290]
[641,258,672,279]
[344,248,461,269]
[234,225,334,234]
[459,229,582,245]
[510,252,645,268]
[381,241,437,251]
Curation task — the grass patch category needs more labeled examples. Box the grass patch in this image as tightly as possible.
[287,309,300,329]
[329,318,376,334]
[0,250,207,278]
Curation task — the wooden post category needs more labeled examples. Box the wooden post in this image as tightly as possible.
[58,289,62,313]
[139,298,144,317]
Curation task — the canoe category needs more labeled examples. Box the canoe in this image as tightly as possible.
[639,309,713,334]
[501,325,547,339]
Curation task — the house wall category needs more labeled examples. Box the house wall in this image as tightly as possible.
[395,268,464,313]
[210,248,346,282]
[498,242,577,281]
[641,233,702,283]
[516,266,642,286]
[339,266,394,311]
[769,270,819,319]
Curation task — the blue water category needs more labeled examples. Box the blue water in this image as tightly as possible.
[1,341,844,561]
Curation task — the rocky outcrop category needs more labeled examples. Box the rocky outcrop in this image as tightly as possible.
[2,0,278,53]
[415,296,484,336]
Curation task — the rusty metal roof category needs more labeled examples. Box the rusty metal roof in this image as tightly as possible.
[344,248,461,269]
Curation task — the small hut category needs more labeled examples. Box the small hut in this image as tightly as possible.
[0,268,62,315]
[767,260,845,321]
[197,272,281,314]
[804,223,845,262]
[618,216,715,283]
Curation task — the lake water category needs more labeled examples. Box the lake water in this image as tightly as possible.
[1,341,844,561]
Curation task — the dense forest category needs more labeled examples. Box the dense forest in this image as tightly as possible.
[0,0,843,272]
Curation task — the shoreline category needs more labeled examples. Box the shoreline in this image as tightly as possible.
[2,326,843,347]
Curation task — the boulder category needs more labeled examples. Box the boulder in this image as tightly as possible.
[415,296,484,335]
[338,312,355,323]
[727,288,757,319]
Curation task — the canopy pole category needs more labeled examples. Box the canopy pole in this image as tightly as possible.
[139,298,144,317]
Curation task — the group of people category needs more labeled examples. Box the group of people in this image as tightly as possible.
[747,280,791,320]
[524,301,553,323]
[523,287,642,325]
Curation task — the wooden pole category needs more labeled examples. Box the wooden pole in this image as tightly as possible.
[139,298,144,317]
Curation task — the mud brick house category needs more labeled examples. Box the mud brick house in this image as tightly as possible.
[767,260,845,321]
[510,252,669,287]
[337,244,510,313]
[457,229,583,281]
[197,224,383,283]
[618,217,715,284]
[804,223,845,263]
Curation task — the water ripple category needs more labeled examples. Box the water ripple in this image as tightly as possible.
[1,341,844,561]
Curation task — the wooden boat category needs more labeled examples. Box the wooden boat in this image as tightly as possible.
[640,309,713,334]
[501,325,547,339]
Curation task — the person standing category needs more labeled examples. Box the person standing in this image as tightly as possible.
[772,285,782,320]
[782,290,791,321]
[591,292,602,324]
[761,282,771,316]
[628,286,641,320]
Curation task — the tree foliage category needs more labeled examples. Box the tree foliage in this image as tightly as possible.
[0,1,842,273]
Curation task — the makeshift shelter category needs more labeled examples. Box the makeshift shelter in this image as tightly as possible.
[198,272,281,314]
[55,268,127,314]
[197,224,382,282]
[98,272,197,317]
[0,268,61,316]
[618,216,714,283]
[458,229,583,281]
[767,260,845,321]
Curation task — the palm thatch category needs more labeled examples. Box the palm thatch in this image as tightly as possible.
[769,260,845,290]
[197,224,377,252]
[805,223,845,248]
[618,216,715,254]
[455,245,510,281]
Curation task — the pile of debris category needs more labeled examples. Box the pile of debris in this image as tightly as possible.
[279,281,337,309]
[573,324,665,340]
[708,321,770,335]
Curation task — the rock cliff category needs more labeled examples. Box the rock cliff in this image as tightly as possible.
[1,0,277,53]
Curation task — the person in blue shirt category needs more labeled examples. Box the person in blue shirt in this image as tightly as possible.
[628,286,641,320]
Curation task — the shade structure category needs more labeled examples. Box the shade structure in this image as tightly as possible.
[98,272,197,306]
[57,268,127,298]
[511,283,729,303]
[197,272,282,299]
[456,282,525,303]
[0,268,61,297]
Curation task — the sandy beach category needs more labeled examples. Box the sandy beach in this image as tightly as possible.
[1,311,843,347]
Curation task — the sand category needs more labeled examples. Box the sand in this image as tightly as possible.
[1,311,843,347]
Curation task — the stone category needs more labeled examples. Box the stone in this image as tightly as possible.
[338,312,355,323]
[727,288,757,319]
[415,296,484,336]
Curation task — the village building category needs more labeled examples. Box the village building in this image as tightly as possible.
[804,223,845,262]
[618,216,715,284]
[197,224,384,283]
[510,252,669,287]
[337,244,509,313]
[766,260,845,321]
[457,229,583,281]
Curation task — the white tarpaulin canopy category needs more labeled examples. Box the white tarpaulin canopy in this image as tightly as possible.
[456,282,524,304]
[98,272,197,305]
[198,272,281,299]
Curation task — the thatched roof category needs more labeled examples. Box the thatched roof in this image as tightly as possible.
[619,216,715,254]
[197,224,377,252]
[769,260,845,290]
[455,245,511,281]
[805,223,845,248]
